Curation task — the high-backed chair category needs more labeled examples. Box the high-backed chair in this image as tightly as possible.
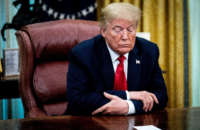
[16,19,100,118]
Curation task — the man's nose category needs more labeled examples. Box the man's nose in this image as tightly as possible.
[121,30,129,39]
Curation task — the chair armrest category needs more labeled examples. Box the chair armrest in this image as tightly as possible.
[27,107,47,118]
[16,30,40,117]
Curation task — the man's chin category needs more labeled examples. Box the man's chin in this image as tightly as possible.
[117,49,131,55]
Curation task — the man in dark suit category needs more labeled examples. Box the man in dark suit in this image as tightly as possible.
[66,2,168,115]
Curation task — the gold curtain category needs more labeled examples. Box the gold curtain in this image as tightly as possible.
[97,0,189,108]
[0,61,2,72]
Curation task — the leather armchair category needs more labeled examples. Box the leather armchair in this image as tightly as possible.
[16,19,100,118]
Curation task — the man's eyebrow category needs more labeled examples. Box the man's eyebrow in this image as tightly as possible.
[127,24,135,28]
[112,25,123,28]
[112,24,135,28]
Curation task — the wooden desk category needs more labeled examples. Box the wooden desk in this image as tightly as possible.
[0,107,200,130]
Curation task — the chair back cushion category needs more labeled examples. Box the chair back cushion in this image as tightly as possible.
[23,19,100,115]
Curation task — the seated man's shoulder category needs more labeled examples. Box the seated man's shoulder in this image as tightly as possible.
[136,37,159,56]
[69,34,103,64]
[136,37,157,49]
[72,34,102,54]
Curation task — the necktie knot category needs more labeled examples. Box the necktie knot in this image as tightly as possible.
[118,55,125,63]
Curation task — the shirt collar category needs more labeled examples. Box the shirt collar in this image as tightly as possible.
[106,42,129,62]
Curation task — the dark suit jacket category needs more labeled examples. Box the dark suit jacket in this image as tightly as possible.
[66,34,168,115]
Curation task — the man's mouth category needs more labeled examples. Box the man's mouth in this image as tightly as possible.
[119,44,129,48]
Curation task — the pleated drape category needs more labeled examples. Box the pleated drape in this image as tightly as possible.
[97,0,188,108]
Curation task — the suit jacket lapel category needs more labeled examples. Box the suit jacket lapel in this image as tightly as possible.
[127,44,141,91]
[95,37,114,90]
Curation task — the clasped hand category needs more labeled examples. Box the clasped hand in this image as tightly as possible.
[128,91,159,112]
[92,92,129,115]
[92,91,159,115]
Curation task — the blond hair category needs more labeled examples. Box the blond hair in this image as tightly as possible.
[99,2,141,29]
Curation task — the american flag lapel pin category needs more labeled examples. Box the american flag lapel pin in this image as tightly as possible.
[136,59,140,64]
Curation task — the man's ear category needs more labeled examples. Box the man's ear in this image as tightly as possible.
[100,28,106,38]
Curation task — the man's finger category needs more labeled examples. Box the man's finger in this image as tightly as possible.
[103,92,118,100]
[142,99,148,112]
[149,101,153,111]
[92,104,107,115]
[147,96,153,111]
[102,109,109,115]
[151,94,159,104]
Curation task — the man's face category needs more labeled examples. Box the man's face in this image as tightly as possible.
[101,19,137,55]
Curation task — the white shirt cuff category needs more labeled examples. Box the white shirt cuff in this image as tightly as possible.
[126,100,136,115]
[126,90,130,100]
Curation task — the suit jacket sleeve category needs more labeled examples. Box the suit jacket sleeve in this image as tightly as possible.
[131,44,168,113]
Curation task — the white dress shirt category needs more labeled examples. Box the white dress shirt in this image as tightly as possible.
[106,43,136,115]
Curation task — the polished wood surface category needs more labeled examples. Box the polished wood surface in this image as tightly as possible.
[0,107,200,130]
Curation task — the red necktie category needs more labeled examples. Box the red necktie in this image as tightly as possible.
[114,55,127,90]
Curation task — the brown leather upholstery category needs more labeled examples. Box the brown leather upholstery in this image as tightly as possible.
[16,19,100,118]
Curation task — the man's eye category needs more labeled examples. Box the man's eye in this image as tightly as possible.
[113,26,123,32]
[127,27,134,32]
